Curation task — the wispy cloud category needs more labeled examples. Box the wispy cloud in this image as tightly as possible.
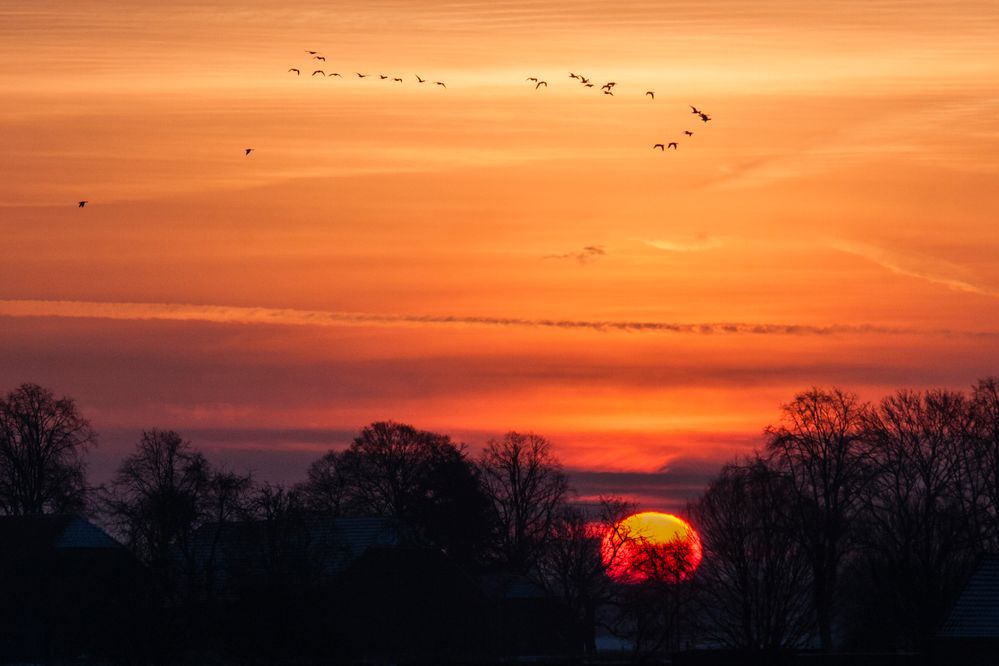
[544,245,606,264]
[0,298,990,337]
[635,236,724,252]
[827,239,998,297]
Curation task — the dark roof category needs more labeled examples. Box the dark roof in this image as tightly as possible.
[0,514,122,554]
[939,555,999,639]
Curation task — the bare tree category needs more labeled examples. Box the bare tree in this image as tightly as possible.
[538,497,633,656]
[765,387,868,650]
[0,383,96,515]
[479,431,569,573]
[858,389,977,648]
[690,457,812,651]
[298,449,349,516]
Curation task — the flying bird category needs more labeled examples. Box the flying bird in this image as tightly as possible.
[393,77,403,82]
[653,144,665,151]
[645,91,654,99]
[569,73,579,79]
[328,72,342,77]
[244,148,253,156]
[668,142,678,149]
[535,81,547,88]
[602,82,616,89]
[690,105,701,114]
[379,75,388,79]
[312,70,325,76]
[313,55,326,61]
[434,81,446,88]
[603,89,613,96]
[584,83,594,87]
[526,77,538,82]
[579,76,590,84]
[305,51,319,55]
[288,68,300,75]
[356,73,369,78]
[699,113,711,122]
[684,130,693,136]
[416,75,426,82]
[78,200,87,207]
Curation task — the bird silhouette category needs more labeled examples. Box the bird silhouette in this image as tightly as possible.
[699,113,711,122]
[536,81,547,88]
[690,105,701,114]
[584,83,594,87]
[288,68,300,75]
[646,91,654,99]
[313,55,326,61]
[653,144,665,151]
[668,142,678,149]
[569,73,579,79]
[312,70,325,76]
[526,77,538,82]
[379,75,388,79]
[356,73,368,78]
[602,82,616,89]
[434,81,446,88]
[416,75,426,83]
[580,76,590,84]
[305,51,319,55]
[78,200,87,207]
[684,130,693,136]
[603,90,613,96]
[244,148,253,156]
[328,72,342,77]
[393,77,403,82]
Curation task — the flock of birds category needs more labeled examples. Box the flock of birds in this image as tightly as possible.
[75,50,714,207]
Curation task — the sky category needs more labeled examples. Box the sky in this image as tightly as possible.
[1,0,998,511]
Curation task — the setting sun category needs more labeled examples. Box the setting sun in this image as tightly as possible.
[602,511,703,584]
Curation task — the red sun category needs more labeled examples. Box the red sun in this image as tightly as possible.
[601,511,703,584]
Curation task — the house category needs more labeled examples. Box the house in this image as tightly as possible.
[935,554,999,665]
[0,514,149,663]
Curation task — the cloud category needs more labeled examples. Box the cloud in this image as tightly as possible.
[635,236,724,252]
[827,239,999,297]
[543,245,606,264]
[0,298,991,337]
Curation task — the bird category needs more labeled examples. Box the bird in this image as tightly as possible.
[78,200,87,207]
[653,144,665,151]
[393,77,403,82]
[416,75,426,83]
[526,77,538,82]
[379,74,388,79]
[305,50,319,55]
[569,73,579,79]
[603,89,613,96]
[312,70,325,76]
[646,91,654,99]
[579,76,590,84]
[690,105,701,114]
[668,142,678,149]
[434,81,446,88]
[684,130,693,136]
[356,73,368,78]
[313,55,326,61]
[584,83,594,88]
[328,72,342,77]
[602,82,616,89]
[244,148,253,156]
[288,68,300,75]
[699,113,711,122]
[535,81,547,89]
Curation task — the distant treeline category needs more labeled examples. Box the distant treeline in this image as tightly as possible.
[1,379,998,662]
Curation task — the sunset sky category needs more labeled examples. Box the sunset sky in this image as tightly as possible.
[2,0,997,509]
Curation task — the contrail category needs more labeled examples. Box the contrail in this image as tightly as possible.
[0,298,988,337]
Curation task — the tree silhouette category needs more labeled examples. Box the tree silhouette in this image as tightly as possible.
[479,431,569,573]
[0,383,96,515]
[765,387,868,650]
[691,457,812,650]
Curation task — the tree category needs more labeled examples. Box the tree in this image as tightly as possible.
[301,422,492,563]
[479,431,569,573]
[691,458,812,651]
[856,389,977,648]
[0,383,96,515]
[765,387,868,650]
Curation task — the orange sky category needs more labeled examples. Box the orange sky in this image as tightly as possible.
[1,0,997,508]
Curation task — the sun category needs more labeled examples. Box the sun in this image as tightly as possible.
[601,511,703,584]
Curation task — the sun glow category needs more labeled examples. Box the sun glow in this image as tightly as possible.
[602,511,703,584]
